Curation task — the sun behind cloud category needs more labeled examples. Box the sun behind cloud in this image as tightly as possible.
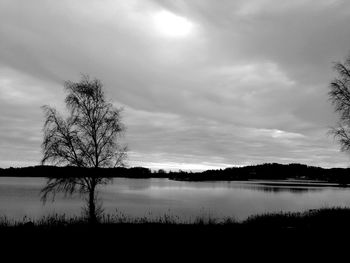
[152,10,194,38]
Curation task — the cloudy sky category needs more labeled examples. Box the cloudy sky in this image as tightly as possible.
[1,0,350,170]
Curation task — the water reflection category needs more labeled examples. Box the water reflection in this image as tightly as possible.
[229,180,342,193]
[236,185,324,193]
[0,177,349,221]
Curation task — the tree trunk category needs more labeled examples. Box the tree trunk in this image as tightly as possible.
[88,183,97,224]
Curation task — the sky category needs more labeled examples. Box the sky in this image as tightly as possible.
[1,0,350,170]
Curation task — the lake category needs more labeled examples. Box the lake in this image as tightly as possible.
[1,177,350,221]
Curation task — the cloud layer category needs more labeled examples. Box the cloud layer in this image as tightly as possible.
[1,0,350,170]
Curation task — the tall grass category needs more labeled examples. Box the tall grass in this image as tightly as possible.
[1,207,350,228]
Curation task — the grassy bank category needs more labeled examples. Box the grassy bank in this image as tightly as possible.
[1,207,350,229]
[1,208,349,258]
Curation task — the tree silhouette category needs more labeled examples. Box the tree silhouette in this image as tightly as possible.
[329,53,350,155]
[41,75,127,223]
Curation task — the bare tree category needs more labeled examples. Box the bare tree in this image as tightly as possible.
[41,75,127,223]
[328,53,350,155]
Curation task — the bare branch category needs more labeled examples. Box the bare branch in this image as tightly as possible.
[40,76,127,222]
[329,53,350,156]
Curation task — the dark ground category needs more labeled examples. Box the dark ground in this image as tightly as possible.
[1,209,350,261]
[0,224,348,261]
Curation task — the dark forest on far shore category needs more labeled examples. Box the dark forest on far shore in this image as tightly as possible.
[1,163,349,185]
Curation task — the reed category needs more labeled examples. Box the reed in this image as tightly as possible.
[0,207,349,228]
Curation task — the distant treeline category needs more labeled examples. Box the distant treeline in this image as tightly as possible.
[0,163,349,184]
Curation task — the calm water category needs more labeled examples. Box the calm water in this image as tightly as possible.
[1,177,350,221]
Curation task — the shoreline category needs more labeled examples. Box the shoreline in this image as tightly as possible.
[0,175,347,188]
[1,163,349,185]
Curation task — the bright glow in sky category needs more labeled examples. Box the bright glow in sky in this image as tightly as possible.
[153,10,194,38]
[1,0,350,171]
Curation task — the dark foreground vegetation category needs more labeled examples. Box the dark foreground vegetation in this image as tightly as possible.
[1,163,350,184]
[2,207,350,229]
[1,208,350,259]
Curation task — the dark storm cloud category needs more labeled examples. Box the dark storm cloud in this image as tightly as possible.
[0,0,350,169]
